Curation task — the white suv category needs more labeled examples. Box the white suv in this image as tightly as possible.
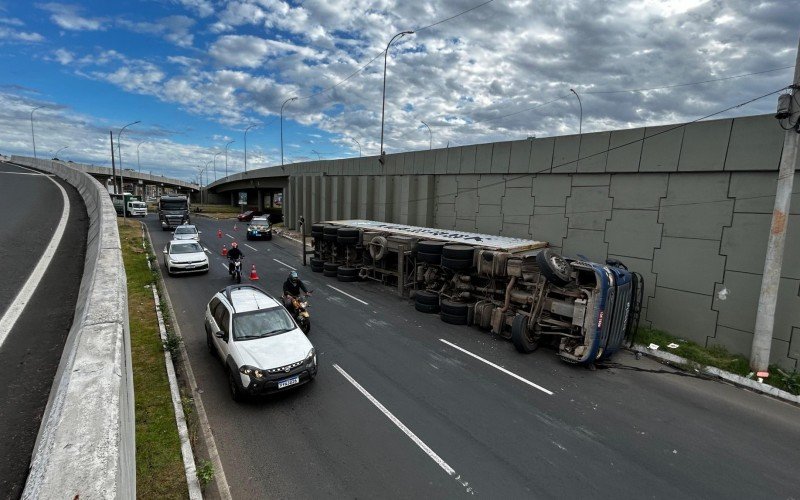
[205,285,317,401]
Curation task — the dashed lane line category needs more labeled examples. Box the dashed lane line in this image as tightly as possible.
[244,244,258,252]
[439,339,554,395]
[272,258,296,271]
[333,364,473,494]
[326,284,368,305]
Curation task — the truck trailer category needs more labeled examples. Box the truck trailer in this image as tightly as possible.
[307,220,643,366]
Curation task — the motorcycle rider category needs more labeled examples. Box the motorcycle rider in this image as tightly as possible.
[227,241,244,275]
[282,270,309,311]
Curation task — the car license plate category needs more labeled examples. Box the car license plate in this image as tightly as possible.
[186,265,195,269]
[278,375,299,389]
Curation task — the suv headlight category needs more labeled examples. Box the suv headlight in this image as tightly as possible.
[239,365,265,379]
[305,348,316,366]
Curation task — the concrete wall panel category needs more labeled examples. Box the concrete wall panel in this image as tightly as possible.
[477,175,504,204]
[552,135,579,173]
[446,147,462,174]
[531,207,567,249]
[640,125,684,172]
[561,228,608,262]
[434,148,448,174]
[722,213,800,279]
[531,175,571,206]
[659,173,733,240]
[678,119,731,171]
[607,127,644,172]
[646,287,718,345]
[490,141,512,174]
[730,172,800,214]
[577,132,610,173]
[508,140,532,173]
[566,186,612,230]
[475,143,493,174]
[460,145,477,174]
[606,210,662,259]
[653,237,725,295]
[529,137,554,174]
[610,173,668,209]
[724,115,784,171]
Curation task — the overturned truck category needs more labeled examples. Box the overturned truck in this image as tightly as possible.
[307,220,643,366]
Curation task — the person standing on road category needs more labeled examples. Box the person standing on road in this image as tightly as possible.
[227,241,244,274]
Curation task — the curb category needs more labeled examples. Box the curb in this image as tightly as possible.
[631,344,800,406]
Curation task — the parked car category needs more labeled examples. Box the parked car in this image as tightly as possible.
[267,212,284,225]
[205,285,317,401]
[163,240,208,275]
[246,217,272,240]
[237,210,263,222]
[173,224,201,241]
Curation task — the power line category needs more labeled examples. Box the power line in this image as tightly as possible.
[413,0,495,33]
[403,86,789,205]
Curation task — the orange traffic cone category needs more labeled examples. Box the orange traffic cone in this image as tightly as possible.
[221,244,228,256]
[249,264,260,281]
[217,229,222,238]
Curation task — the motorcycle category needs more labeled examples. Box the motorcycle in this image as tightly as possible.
[287,293,312,334]
[230,257,243,284]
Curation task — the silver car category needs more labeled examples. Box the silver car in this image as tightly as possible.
[163,240,209,275]
[173,224,201,241]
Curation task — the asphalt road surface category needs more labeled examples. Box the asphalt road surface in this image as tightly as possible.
[148,214,800,499]
[0,161,87,499]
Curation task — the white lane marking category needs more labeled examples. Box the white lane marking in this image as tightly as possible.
[220,263,229,271]
[439,339,554,396]
[333,364,473,494]
[244,244,258,252]
[203,247,211,254]
[326,284,368,305]
[225,233,234,239]
[0,176,70,349]
[272,258,296,271]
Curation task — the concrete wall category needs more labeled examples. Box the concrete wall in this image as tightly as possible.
[10,156,135,498]
[284,115,800,370]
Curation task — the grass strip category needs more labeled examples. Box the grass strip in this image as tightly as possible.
[119,219,189,498]
[636,327,800,395]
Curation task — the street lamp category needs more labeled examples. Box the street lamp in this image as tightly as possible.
[30,105,46,160]
[213,151,223,182]
[281,97,297,168]
[136,141,146,173]
[117,120,140,197]
[225,140,235,177]
[244,124,256,173]
[570,88,583,135]
[420,120,432,150]
[311,149,322,160]
[53,146,69,159]
[379,30,414,164]
[350,137,362,157]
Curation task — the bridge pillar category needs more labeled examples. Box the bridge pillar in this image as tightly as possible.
[257,189,264,211]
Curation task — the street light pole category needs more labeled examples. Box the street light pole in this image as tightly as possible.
[117,120,140,197]
[225,140,235,178]
[350,137,362,157]
[30,105,45,160]
[379,30,413,164]
[570,88,583,135]
[53,146,69,159]
[244,124,255,173]
[281,97,297,168]
[213,151,223,182]
[311,149,322,160]
[420,120,432,150]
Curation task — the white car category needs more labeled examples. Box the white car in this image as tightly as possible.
[163,240,209,275]
[205,285,317,401]
[172,224,200,241]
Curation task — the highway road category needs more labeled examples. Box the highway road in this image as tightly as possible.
[0,161,87,498]
[148,214,800,499]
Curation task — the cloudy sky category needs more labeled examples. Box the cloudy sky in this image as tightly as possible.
[0,0,797,182]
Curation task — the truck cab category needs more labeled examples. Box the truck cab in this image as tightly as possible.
[158,195,190,230]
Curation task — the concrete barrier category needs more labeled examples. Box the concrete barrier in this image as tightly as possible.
[11,157,135,499]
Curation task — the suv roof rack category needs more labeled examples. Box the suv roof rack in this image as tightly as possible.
[222,284,273,312]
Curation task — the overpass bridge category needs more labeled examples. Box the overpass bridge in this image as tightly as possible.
[10,155,199,197]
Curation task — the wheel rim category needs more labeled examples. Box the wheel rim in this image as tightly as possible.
[550,254,568,274]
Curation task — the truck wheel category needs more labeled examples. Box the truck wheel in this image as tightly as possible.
[442,245,474,260]
[228,369,244,402]
[415,291,439,306]
[417,251,442,265]
[323,262,339,278]
[415,302,440,314]
[440,300,469,316]
[418,241,446,254]
[536,248,572,287]
[440,312,468,325]
[511,314,538,353]
[441,256,472,271]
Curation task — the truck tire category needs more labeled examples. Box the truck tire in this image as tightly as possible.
[337,266,358,279]
[337,227,360,238]
[415,302,440,314]
[511,314,539,353]
[440,300,469,317]
[442,245,474,260]
[536,248,572,287]
[310,258,325,273]
[417,251,441,265]
[415,290,439,306]
[311,224,325,238]
[417,241,445,254]
[323,262,339,277]
[369,236,388,261]
[441,256,473,271]
[440,312,468,325]
[337,236,359,245]
[323,225,339,242]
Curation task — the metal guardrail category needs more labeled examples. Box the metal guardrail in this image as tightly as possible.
[11,157,135,499]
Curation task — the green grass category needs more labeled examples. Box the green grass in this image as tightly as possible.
[636,327,799,395]
[119,220,189,498]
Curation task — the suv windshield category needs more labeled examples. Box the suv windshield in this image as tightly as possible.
[171,242,203,254]
[175,227,196,234]
[233,307,295,340]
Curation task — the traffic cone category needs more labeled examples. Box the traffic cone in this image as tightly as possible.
[249,264,260,281]
[221,244,228,256]
[217,229,222,238]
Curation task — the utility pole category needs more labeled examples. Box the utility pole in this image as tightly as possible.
[751,36,800,376]
[110,131,117,194]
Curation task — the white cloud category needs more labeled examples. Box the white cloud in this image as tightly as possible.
[118,15,196,48]
[0,26,44,42]
[53,48,74,64]
[38,3,106,31]
[172,0,214,18]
